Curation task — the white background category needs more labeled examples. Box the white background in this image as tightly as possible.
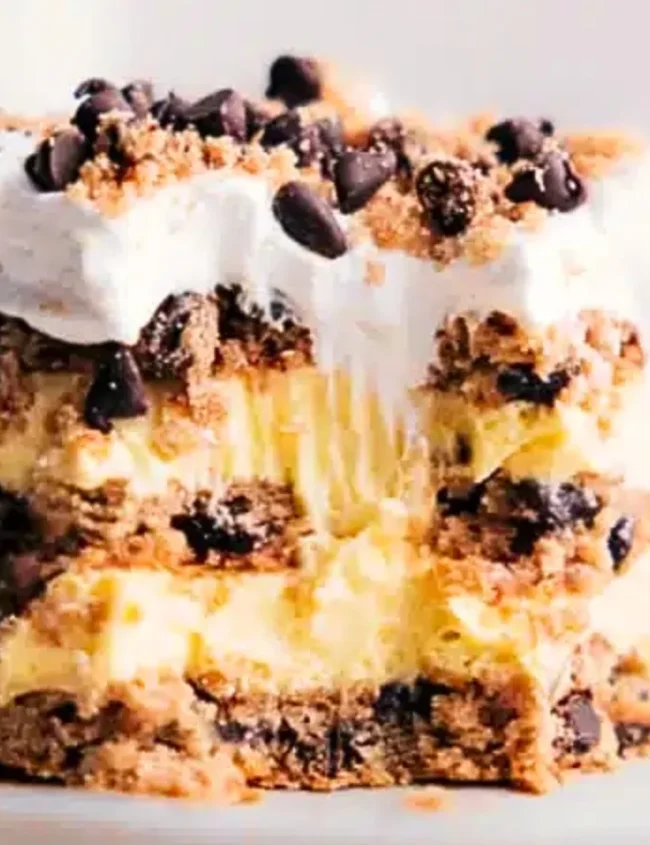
[0,0,648,128]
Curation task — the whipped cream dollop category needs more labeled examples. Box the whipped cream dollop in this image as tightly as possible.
[0,128,648,403]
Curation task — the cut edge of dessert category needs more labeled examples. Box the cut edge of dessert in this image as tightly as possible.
[0,54,649,802]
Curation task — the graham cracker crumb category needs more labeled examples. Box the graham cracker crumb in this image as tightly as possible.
[403,785,452,813]
[564,131,644,179]
[364,259,386,286]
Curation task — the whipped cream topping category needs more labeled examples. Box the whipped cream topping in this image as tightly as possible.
[0,127,647,409]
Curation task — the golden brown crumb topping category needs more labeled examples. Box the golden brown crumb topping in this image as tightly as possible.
[18,58,642,268]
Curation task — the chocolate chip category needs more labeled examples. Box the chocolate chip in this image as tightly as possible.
[315,117,345,178]
[121,79,154,118]
[437,481,486,517]
[506,478,601,555]
[608,516,635,571]
[74,78,116,99]
[24,129,88,192]
[455,433,472,465]
[505,152,587,212]
[368,117,422,181]
[94,122,130,167]
[173,490,276,561]
[496,364,570,406]
[486,118,553,164]
[557,692,601,755]
[416,158,479,236]
[83,344,149,434]
[512,479,601,530]
[616,722,650,752]
[374,678,452,725]
[266,55,321,108]
[272,181,347,259]
[186,89,247,142]
[333,149,396,214]
[174,509,256,560]
[151,92,191,130]
[244,100,271,140]
[72,88,133,142]
[260,110,321,166]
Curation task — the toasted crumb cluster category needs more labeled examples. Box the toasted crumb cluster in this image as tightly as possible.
[428,309,644,410]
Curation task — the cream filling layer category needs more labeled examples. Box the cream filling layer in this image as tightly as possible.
[0,506,647,708]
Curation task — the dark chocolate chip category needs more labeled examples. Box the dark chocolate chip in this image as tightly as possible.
[437,481,486,517]
[558,692,601,754]
[608,516,635,571]
[73,78,116,99]
[416,158,479,236]
[616,722,650,752]
[505,151,587,212]
[368,117,406,154]
[508,478,601,555]
[24,129,88,192]
[0,489,46,619]
[374,682,413,725]
[513,479,601,530]
[455,433,472,465]
[260,110,321,166]
[186,88,248,142]
[315,117,345,178]
[266,55,321,108]
[121,79,154,118]
[174,510,256,560]
[333,149,396,214]
[374,678,451,726]
[94,122,130,167]
[72,88,133,142]
[368,117,421,181]
[486,118,552,164]
[244,100,271,140]
[496,364,570,406]
[83,343,149,434]
[172,494,263,561]
[272,181,347,259]
[151,92,191,130]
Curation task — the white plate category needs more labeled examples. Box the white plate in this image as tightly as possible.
[0,763,649,845]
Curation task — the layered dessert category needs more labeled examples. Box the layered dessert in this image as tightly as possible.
[0,58,649,799]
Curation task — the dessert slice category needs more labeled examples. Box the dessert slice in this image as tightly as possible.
[0,58,649,799]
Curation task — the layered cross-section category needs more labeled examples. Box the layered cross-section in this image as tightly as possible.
[0,59,650,799]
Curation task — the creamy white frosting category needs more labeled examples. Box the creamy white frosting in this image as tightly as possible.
[0,128,648,406]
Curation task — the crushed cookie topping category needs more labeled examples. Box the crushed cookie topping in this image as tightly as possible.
[17,55,639,265]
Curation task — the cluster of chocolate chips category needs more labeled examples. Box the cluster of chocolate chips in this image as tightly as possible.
[23,55,589,264]
[437,474,604,559]
[488,117,587,212]
[495,362,571,406]
[172,482,298,563]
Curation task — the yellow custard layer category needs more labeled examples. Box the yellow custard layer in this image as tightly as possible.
[0,368,645,534]
[0,366,647,707]
[2,504,649,708]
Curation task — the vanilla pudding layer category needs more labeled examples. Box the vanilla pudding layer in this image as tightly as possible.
[0,358,646,545]
[1,507,649,708]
